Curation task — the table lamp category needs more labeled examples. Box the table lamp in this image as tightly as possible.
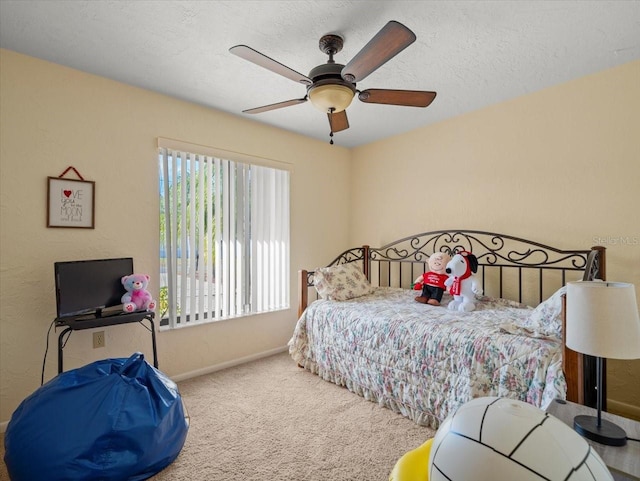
[566,281,640,446]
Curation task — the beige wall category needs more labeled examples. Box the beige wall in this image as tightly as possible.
[350,60,640,418]
[0,49,351,425]
[1,49,638,425]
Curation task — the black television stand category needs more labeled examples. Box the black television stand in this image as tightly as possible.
[55,311,158,373]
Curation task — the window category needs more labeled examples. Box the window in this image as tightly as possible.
[159,143,290,328]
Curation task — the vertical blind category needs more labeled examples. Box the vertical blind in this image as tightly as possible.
[159,147,290,328]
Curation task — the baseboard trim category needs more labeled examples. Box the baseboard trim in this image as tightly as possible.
[607,398,640,421]
[170,345,289,383]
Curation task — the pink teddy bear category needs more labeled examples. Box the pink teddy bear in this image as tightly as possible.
[121,274,156,313]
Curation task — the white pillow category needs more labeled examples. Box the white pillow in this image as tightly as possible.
[517,286,567,340]
[313,262,374,301]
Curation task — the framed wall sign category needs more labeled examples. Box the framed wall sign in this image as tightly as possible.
[47,176,95,228]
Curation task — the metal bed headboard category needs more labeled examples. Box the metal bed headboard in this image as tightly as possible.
[299,230,605,315]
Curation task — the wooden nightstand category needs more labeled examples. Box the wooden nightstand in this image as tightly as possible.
[546,399,640,480]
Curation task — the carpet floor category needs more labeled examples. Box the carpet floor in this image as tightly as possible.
[1,351,435,480]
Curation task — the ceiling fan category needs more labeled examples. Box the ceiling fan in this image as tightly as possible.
[230,21,436,144]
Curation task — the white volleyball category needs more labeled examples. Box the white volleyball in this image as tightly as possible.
[428,397,613,481]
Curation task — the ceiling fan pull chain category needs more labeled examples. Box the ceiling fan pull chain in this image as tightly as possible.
[329,108,335,145]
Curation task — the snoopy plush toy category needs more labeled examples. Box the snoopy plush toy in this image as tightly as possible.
[444,251,482,311]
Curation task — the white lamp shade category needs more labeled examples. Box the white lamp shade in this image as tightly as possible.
[566,281,640,359]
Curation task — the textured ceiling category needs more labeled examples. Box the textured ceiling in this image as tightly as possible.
[1,1,639,148]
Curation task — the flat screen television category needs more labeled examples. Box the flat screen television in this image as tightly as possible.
[54,257,134,319]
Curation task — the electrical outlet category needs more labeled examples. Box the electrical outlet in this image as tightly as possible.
[93,331,105,348]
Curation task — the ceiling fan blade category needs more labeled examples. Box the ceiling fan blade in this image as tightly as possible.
[341,21,416,83]
[230,45,312,85]
[358,89,437,107]
[327,110,349,132]
[243,98,307,114]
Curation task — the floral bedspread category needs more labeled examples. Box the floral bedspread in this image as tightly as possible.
[288,287,566,429]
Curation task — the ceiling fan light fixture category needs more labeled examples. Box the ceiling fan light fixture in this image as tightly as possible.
[308,84,355,113]
[232,21,436,139]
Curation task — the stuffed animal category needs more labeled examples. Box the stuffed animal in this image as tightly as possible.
[444,251,482,312]
[415,252,451,306]
[121,274,156,313]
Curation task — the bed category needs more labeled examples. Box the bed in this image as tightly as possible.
[289,230,605,428]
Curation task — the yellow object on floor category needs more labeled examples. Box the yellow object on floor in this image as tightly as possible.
[389,438,433,481]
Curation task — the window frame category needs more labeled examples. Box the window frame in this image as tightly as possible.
[158,138,291,329]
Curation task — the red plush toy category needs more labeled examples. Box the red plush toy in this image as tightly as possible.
[414,252,451,306]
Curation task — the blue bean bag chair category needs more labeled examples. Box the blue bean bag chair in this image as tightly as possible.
[4,352,188,481]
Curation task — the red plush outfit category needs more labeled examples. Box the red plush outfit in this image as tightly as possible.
[416,271,448,305]
[447,263,472,295]
[422,272,448,289]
